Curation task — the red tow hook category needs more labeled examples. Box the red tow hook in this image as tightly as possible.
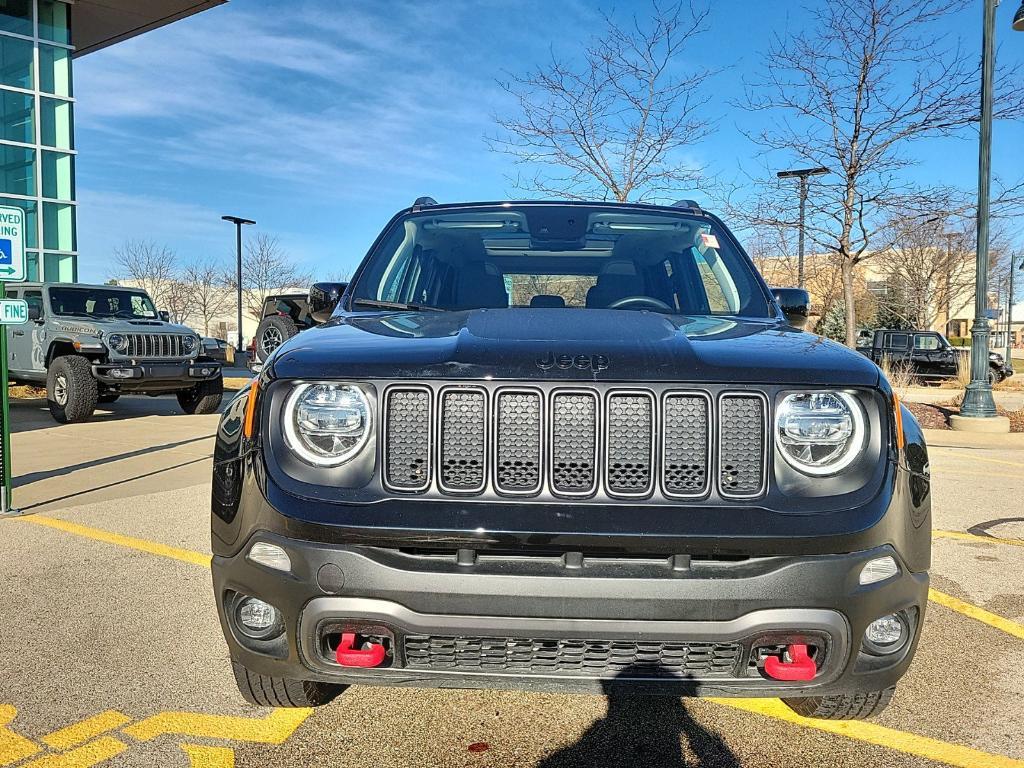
[763,644,816,681]
[335,633,386,668]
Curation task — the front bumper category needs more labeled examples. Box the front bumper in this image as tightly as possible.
[213,532,928,697]
[92,360,220,391]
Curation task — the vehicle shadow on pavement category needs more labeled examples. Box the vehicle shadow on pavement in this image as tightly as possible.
[8,397,226,433]
[538,668,739,768]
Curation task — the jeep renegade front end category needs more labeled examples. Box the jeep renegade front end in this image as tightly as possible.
[211,200,930,720]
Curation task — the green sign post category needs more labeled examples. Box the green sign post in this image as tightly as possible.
[0,205,26,517]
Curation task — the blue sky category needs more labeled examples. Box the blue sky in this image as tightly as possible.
[73,0,1024,284]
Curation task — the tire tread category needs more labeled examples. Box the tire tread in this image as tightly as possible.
[783,686,896,720]
[230,662,342,708]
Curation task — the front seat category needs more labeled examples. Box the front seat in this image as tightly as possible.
[586,261,645,308]
[454,261,508,309]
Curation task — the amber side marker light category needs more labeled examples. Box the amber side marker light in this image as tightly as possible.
[243,379,261,438]
[892,393,905,450]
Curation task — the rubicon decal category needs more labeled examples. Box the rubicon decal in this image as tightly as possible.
[535,351,610,371]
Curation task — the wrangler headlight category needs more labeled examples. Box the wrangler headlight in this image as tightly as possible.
[106,333,128,353]
[776,392,865,476]
[183,334,198,353]
[283,383,371,466]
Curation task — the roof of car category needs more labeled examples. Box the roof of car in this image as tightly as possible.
[403,199,706,215]
[12,282,151,291]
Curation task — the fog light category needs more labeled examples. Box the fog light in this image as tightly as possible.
[247,542,291,572]
[110,368,134,379]
[233,595,284,640]
[864,613,908,654]
[859,555,899,585]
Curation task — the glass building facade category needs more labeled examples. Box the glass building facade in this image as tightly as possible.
[0,0,75,282]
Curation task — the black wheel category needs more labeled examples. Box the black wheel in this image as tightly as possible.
[988,367,1001,386]
[98,392,120,404]
[176,374,223,415]
[783,687,895,720]
[231,661,344,708]
[46,355,98,424]
[253,315,299,362]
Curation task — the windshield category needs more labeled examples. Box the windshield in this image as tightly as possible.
[49,287,158,319]
[350,204,772,317]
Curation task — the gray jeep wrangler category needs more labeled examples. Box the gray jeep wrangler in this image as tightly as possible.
[6,282,223,423]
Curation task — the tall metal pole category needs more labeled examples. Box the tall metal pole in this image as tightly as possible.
[777,166,828,290]
[221,215,256,355]
[960,0,999,419]
[1007,257,1017,371]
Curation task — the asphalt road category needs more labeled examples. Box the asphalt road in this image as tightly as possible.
[1,393,1022,768]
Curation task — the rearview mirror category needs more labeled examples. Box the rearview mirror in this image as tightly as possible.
[309,282,347,324]
[28,307,41,321]
[772,288,811,330]
[158,310,170,322]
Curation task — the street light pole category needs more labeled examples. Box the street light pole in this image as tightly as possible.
[960,0,1000,420]
[1007,256,1019,372]
[777,166,829,289]
[221,215,256,355]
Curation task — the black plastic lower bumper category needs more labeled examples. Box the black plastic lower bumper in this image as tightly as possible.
[92,360,220,391]
[213,532,928,697]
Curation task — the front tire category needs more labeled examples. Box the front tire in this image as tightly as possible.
[46,355,98,424]
[177,374,223,415]
[783,687,895,720]
[231,662,344,708]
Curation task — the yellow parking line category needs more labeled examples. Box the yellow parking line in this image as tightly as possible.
[15,516,211,569]
[181,744,235,767]
[41,710,130,750]
[0,704,40,766]
[712,698,1024,768]
[934,530,1024,548]
[123,708,311,745]
[19,736,126,768]
[928,588,1024,640]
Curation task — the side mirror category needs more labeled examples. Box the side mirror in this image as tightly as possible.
[28,307,41,321]
[309,282,347,324]
[772,288,811,330]
[158,310,170,322]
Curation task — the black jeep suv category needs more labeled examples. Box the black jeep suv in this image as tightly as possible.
[211,199,930,720]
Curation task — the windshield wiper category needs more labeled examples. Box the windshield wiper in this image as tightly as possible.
[351,298,445,312]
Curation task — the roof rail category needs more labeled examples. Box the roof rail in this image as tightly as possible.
[411,196,438,211]
[670,199,702,212]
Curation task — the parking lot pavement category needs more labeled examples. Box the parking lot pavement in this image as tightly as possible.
[2,403,1023,767]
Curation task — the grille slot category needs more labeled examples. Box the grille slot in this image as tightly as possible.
[383,388,432,491]
[550,392,598,495]
[494,391,542,494]
[718,393,768,498]
[662,393,711,497]
[438,389,487,493]
[126,333,187,358]
[403,635,742,678]
[605,392,654,495]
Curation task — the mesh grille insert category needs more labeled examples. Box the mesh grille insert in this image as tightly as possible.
[439,390,486,491]
[719,394,766,497]
[403,635,742,678]
[384,389,431,490]
[495,391,542,493]
[606,393,654,494]
[662,394,710,496]
[550,392,597,494]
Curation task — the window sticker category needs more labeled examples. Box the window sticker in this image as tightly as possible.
[700,232,720,250]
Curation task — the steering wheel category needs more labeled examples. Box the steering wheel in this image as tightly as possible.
[607,295,673,311]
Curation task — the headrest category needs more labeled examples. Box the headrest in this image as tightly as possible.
[530,294,565,308]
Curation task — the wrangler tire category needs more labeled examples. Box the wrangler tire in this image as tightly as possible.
[231,661,344,708]
[46,355,98,424]
[177,374,223,415]
[783,686,896,720]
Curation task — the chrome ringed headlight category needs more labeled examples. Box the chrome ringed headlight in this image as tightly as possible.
[183,334,198,353]
[283,383,371,467]
[776,391,866,476]
[105,333,128,353]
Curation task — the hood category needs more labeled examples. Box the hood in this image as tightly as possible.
[53,316,196,334]
[270,308,881,387]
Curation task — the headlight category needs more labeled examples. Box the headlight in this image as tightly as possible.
[106,333,128,353]
[776,392,865,476]
[183,335,198,353]
[283,383,371,466]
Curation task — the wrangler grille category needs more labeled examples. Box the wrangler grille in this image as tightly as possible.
[403,635,742,678]
[381,385,769,500]
[125,333,190,359]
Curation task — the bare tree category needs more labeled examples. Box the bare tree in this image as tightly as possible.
[489,1,716,201]
[163,279,195,326]
[110,241,177,309]
[181,257,230,336]
[740,0,1024,346]
[224,233,312,320]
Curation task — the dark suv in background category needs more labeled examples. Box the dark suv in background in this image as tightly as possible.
[211,199,930,721]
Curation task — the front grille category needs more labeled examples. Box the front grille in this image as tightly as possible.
[403,635,742,678]
[381,385,769,500]
[125,333,189,358]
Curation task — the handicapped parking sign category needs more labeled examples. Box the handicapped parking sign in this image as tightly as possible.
[0,205,25,281]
